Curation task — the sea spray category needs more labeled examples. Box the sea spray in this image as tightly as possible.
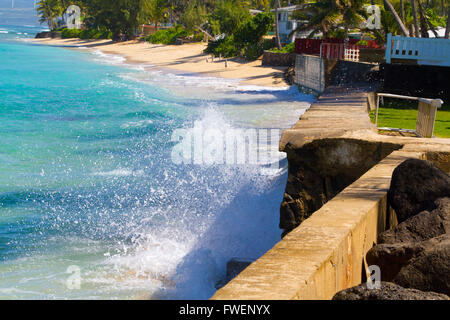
[0,27,313,299]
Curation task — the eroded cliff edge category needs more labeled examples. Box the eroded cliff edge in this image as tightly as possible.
[280,138,401,236]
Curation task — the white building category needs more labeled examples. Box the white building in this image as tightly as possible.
[272,5,311,44]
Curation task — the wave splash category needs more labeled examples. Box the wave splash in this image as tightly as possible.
[91,107,287,299]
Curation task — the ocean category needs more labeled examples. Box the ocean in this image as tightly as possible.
[0,25,314,299]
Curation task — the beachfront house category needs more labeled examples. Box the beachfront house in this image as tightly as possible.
[271,5,313,44]
[272,5,298,44]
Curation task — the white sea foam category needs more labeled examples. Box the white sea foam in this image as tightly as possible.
[92,168,144,177]
[0,31,8,34]
[236,84,290,91]
[91,106,288,299]
[0,287,41,295]
[0,37,318,301]
[120,119,154,129]
[92,50,127,65]
[91,50,148,71]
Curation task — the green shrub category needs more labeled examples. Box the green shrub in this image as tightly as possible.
[209,0,251,36]
[79,29,95,39]
[270,42,295,53]
[148,26,191,45]
[61,28,112,40]
[356,40,368,46]
[192,32,205,43]
[206,12,274,60]
[205,37,222,54]
[234,12,274,47]
[242,42,263,60]
[61,28,82,39]
[93,29,112,39]
[261,38,275,51]
[213,35,238,57]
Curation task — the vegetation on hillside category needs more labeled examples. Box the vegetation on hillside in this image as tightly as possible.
[36,0,449,56]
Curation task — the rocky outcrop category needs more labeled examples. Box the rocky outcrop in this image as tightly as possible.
[388,159,450,223]
[366,240,425,282]
[367,235,450,295]
[333,282,449,300]
[366,161,450,296]
[280,138,400,236]
[378,197,450,244]
[393,235,450,295]
[35,31,62,39]
[283,67,295,85]
[262,51,296,67]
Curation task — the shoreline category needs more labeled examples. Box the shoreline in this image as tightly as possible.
[1,33,299,300]
[30,38,289,88]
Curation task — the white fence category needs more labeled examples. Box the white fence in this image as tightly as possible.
[320,43,360,62]
[385,33,450,66]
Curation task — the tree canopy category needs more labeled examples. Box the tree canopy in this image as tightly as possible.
[36,0,449,41]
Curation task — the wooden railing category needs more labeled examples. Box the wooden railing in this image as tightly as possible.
[375,93,444,138]
[385,33,450,66]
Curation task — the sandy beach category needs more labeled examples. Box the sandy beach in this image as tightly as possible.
[31,38,288,87]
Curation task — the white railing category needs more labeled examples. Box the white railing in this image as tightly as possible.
[320,43,360,62]
[385,33,450,66]
[344,46,360,62]
[375,93,443,138]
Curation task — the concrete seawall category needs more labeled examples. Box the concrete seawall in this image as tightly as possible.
[294,54,377,93]
[212,86,450,300]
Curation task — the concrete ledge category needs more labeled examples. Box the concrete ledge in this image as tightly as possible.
[211,149,424,300]
[212,83,450,300]
[211,85,450,300]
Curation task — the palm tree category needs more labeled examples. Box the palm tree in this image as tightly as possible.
[384,0,409,36]
[36,0,62,30]
[400,0,405,22]
[274,0,282,49]
[445,6,450,38]
[58,0,70,24]
[142,0,169,31]
[410,0,421,37]
[291,0,342,39]
[291,0,366,40]
[339,0,367,39]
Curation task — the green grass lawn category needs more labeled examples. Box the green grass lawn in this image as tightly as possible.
[369,99,450,138]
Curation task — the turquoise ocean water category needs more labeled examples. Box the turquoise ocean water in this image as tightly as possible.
[0,25,314,299]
